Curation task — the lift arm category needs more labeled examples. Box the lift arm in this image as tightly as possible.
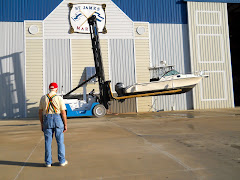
[64,15,111,108]
[63,74,97,98]
[88,16,111,108]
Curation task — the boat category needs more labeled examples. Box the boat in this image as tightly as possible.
[115,61,208,97]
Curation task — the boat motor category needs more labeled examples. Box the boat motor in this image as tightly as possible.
[115,82,126,96]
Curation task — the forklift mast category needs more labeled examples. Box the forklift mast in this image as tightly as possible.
[88,16,105,85]
[64,15,110,108]
[88,16,110,108]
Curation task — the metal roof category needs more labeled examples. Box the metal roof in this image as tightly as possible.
[0,0,188,24]
[0,0,62,22]
[112,0,188,24]
[183,0,240,3]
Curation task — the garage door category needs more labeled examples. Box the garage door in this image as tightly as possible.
[187,1,234,109]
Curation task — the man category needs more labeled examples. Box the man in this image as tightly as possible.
[39,82,68,167]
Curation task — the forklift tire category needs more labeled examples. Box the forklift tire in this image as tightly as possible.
[92,104,106,118]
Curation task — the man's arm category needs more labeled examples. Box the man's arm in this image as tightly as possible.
[39,109,43,132]
[61,110,67,133]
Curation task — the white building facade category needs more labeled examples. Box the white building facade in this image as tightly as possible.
[0,0,238,118]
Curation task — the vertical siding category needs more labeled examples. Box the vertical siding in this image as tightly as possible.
[44,39,71,94]
[71,39,109,94]
[150,23,193,111]
[108,39,136,113]
[0,22,26,118]
[187,2,234,109]
[109,39,136,91]
[44,0,134,39]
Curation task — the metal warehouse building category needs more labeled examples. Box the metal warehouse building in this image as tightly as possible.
[1,0,240,118]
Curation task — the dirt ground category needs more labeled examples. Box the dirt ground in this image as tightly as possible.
[0,108,240,180]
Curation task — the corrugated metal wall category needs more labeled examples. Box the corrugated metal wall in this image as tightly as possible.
[187,2,234,109]
[150,23,193,111]
[109,39,136,91]
[44,0,134,39]
[0,22,26,118]
[108,39,137,113]
[45,39,71,94]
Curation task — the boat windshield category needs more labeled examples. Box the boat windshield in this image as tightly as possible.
[163,70,180,77]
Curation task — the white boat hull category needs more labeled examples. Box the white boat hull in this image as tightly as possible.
[125,75,203,94]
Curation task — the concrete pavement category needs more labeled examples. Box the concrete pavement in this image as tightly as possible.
[1,108,240,180]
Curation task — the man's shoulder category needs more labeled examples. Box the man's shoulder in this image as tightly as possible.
[56,95,66,107]
[55,95,64,101]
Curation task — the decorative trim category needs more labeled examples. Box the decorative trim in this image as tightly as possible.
[196,34,224,63]
[24,21,27,117]
[196,10,221,27]
[200,71,228,101]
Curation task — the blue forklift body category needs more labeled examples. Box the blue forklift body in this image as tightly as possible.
[65,102,99,118]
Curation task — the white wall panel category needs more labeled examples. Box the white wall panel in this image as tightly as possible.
[109,39,136,91]
[44,39,71,94]
[150,23,193,111]
[44,0,134,39]
[0,22,26,118]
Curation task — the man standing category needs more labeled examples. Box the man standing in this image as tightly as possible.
[39,82,68,167]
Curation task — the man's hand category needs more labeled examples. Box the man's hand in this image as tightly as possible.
[63,125,67,133]
[61,110,67,133]
[39,109,44,132]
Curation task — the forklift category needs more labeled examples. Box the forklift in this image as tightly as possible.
[63,15,110,118]
[63,15,193,118]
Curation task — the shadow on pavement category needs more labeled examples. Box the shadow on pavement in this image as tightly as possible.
[0,160,61,167]
[0,160,44,167]
[0,124,39,127]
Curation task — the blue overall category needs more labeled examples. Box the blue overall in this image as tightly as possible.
[43,114,66,165]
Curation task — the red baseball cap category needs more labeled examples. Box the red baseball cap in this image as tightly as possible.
[49,82,58,89]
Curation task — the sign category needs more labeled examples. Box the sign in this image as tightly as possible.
[69,3,107,34]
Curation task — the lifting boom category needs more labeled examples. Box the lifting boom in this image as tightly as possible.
[64,15,111,110]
